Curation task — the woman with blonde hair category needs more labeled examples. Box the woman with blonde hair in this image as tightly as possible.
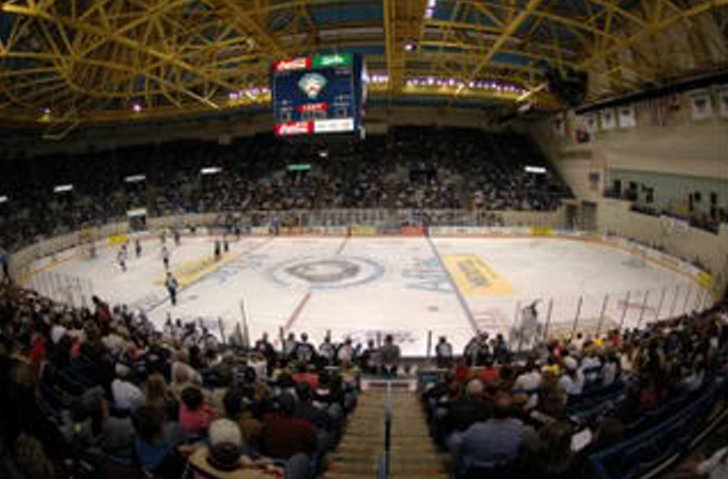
[145,373,178,421]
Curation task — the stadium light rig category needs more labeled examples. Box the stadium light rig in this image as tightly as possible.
[424,0,438,19]
[124,174,146,183]
[517,102,533,114]
[53,184,74,193]
[524,166,547,174]
[200,167,222,175]
[228,87,270,104]
[132,103,142,113]
[367,74,389,85]
[405,77,527,95]
[0,195,8,204]
[39,106,52,122]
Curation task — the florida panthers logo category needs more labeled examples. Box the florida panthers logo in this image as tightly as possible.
[298,73,327,99]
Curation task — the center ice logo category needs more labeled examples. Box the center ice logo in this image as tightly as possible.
[286,260,360,284]
[298,73,327,99]
[269,256,384,289]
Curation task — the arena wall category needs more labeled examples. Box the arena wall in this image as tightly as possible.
[530,97,728,297]
[531,104,728,202]
[8,221,129,285]
[596,198,728,296]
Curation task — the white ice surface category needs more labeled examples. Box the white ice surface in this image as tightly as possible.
[27,235,704,356]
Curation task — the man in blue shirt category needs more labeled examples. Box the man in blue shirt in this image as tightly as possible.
[448,391,524,473]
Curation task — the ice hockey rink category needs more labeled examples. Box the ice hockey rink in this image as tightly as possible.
[24,234,712,356]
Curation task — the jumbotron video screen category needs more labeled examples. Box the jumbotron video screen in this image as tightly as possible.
[271,53,366,137]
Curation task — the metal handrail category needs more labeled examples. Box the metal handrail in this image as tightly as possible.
[378,380,392,479]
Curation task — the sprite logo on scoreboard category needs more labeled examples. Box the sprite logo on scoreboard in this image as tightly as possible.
[313,53,352,68]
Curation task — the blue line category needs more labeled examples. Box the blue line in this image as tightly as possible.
[425,235,480,335]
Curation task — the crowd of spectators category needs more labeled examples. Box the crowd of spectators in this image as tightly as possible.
[0,278,410,479]
[0,127,571,253]
[0,259,727,479]
[423,303,728,478]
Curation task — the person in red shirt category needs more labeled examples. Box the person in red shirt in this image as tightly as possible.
[478,357,500,385]
[92,296,111,324]
[639,377,663,412]
[29,328,47,365]
[178,386,213,440]
[291,362,319,390]
[262,393,317,460]
[454,359,470,385]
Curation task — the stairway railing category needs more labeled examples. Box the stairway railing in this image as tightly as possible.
[377,381,393,479]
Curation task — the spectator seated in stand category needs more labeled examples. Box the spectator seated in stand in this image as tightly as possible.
[0,127,573,254]
[0,281,361,479]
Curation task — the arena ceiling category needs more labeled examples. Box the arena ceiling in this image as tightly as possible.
[0,0,727,125]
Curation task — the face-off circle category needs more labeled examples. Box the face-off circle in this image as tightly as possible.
[268,256,384,289]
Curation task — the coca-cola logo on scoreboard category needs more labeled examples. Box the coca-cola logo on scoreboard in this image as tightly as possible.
[275,121,312,136]
[273,57,310,72]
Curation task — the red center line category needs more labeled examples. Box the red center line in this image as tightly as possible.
[335,235,349,256]
[283,291,312,333]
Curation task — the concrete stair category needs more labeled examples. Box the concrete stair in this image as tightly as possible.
[321,389,449,479]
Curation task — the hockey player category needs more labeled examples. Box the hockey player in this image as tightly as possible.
[117,246,127,272]
[135,238,142,258]
[173,228,181,246]
[283,332,297,360]
[463,332,489,366]
[203,327,220,349]
[255,333,276,370]
[513,300,541,351]
[162,245,170,270]
[214,240,221,261]
[319,335,336,365]
[435,336,453,369]
[293,332,316,362]
[165,272,179,306]
[336,337,355,364]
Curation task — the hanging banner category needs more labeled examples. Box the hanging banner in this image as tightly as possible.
[600,109,616,130]
[574,115,592,143]
[552,113,566,137]
[659,215,690,237]
[586,114,598,134]
[689,89,714,120]
[617,105,636,128]
[718,86,728,118]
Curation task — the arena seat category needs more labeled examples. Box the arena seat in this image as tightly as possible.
[589,377,726,479]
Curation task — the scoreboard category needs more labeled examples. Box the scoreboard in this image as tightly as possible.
[271,53,366,137]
